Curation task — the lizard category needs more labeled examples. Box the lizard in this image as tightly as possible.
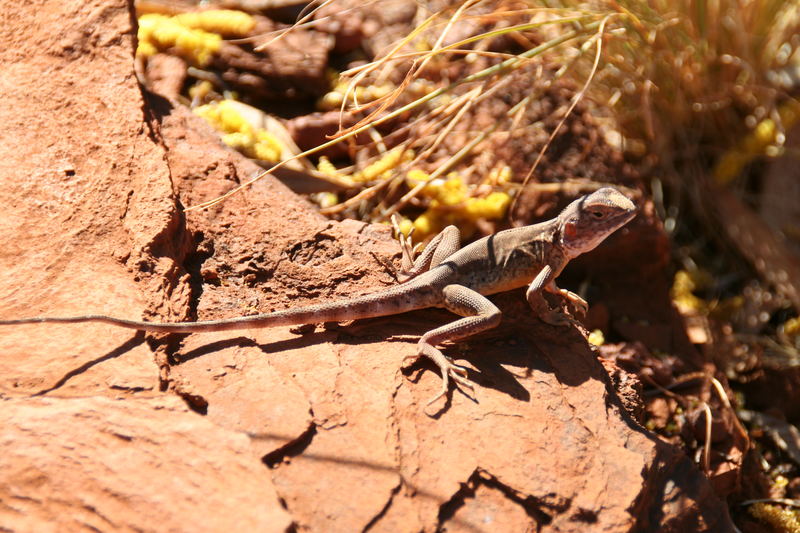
[0,186,637,405]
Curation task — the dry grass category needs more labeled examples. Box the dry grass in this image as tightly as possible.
[569,0,800,174]
[186,3,610,212]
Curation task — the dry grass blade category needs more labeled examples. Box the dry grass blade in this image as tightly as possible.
[577,0,800,158]
[339,14,597,80]
[371,71,528,218]
[413,87,481,162]
[710,376,750,450]
[336,8,442,129]
[741,499,800,509]
[319,178,395,216]
[251,0,335,50]
[336,10,608,132]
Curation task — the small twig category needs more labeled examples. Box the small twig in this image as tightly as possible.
[642,371,706,396]
[740,498,800,508]
[709,376,750,450]
[701,401,713,473]
[640,373,689,403]
[365,127,388,154]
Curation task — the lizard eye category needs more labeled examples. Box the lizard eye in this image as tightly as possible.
[590,210,605,219]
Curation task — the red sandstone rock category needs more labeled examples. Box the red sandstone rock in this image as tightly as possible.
[0,396,292,532]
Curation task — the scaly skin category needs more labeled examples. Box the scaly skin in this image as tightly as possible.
[0,187,638,405]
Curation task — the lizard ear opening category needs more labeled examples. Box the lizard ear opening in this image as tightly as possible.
[563,222,578,240]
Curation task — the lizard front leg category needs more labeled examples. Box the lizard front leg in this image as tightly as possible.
[416,284,501,406]
[526,265,580,327]
[392,215,460,281]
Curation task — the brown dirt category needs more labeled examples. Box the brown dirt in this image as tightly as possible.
[0,0,738,531]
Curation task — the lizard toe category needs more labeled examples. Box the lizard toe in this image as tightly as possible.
[572,299,589,316]
[426,388,447,407]
[450,370,476,398]
[426,360,475,406]
[426,370,450,406]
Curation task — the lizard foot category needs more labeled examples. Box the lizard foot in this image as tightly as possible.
[427,359,475,406]
[416,343,476,406]
[559,289,588,316]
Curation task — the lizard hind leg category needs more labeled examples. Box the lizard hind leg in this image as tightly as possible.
[416,284,502,406]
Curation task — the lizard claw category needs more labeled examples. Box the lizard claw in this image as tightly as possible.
[560,289,588,316]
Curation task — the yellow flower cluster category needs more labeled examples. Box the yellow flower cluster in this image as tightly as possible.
[485,164,512,187]
[670,269,710,314]
[401,169,511,240]
[749,502,800,532]
[587,329,605,346]
[354,148,414,183]
[316,156,341,179]
[315,154,512,242]
[137,14,221,66]
[782,316,800,344]
[137,10,255,66]
[172,10,255,37]
[318,79,395,111]
[194,100,283,162]
[670,269,743,320]
[714,99,800,184]
[316,148,414,185]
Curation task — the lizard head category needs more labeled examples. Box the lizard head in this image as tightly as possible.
[557,187,638,258]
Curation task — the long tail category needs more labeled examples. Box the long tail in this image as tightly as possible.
[0,282,440,333]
